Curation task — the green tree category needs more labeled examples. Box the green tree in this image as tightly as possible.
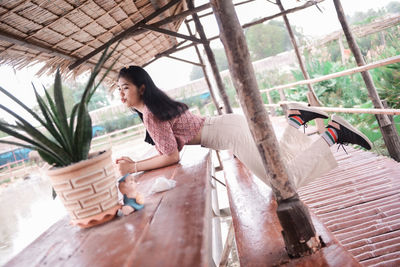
[244,20,302,61]
[386,1,400,13]
[347,8,385,25]
[72,82,110,111]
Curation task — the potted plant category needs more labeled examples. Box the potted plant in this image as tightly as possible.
[0,45,121,228]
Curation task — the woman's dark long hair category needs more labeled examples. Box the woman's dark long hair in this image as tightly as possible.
[119,66,188,145]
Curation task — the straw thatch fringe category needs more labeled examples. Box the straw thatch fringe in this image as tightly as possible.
[0,0,185,79]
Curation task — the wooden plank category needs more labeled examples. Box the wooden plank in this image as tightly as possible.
[222,154,360,266]
[125,147,212,266]
[5,146,212,267]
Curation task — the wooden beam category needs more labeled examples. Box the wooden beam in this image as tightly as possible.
[0,29,119,78]
[165,55,203,66]
[189,0,325,45]
[139,24,205,44]
[261,55,400,92]
[0,29,74,61]
[210,0,297,200]
[186,0,256,22]
[185,20,222,114]
[242,0,324,29]
[276,0,324,133]
[146,0,323,67]
[333,0,400,162]
[210,0,321,258]
[68,0,182,70]
[141,39,189,67]
[153,2,211,25]
[186,0,233,114]
[68,1,209,70]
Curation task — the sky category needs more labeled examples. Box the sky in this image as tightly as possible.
[0,0,396,122]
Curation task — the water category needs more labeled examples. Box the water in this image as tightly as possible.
[0,174,66,266]
[0,140,155,266]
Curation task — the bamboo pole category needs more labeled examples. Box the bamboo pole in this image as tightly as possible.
[266,91,277,116]
[138,24,205,44]
[147,0,323,70]
[261,55,400,93]
[242,0,324,29]
[278,89,287,102]
[210,0,321,258]
[184,21,222,115]
[186,0,256,22]
[165,55,204,66]
[333,0,400,162]
[186,0,233,114]
[265,103,400,115]
[276,0,325,133]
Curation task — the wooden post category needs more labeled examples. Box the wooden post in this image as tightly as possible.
[338,34,346,64]
[278,89,288,116]
[210,0,321,258]
[266,91,277,116]
[333,0,400,162]
[184,20,222,115]
[186,0,233,114]
[276,0,325,133]
[219,221,235,267]
[279,88,287,102]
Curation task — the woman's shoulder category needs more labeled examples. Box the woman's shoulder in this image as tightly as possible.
[142,105,166,125]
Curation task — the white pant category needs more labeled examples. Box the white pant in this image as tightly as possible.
[200,114,338,188]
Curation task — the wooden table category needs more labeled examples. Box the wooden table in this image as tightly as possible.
[6,146,213,267]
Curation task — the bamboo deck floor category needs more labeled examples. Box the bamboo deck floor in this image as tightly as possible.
[298,146,400,266]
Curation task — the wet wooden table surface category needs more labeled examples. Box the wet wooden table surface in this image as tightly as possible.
[222,152,361,267]
[6,146,212,267]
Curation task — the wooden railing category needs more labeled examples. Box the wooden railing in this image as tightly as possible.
[91,124,145,151]
[260,55,400,116]
[265,102,400,116]
[260,54,400,162]
[261,55,400,94]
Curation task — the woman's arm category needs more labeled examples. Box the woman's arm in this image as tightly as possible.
[116,150,180,175]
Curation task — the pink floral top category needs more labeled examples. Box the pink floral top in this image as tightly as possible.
[142,106,205,155]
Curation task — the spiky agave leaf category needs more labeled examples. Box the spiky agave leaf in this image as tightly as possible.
[88,42,121,101]
[32,84,65,148]
[73,102,92,161]
[42,84,76,157]
[0,104,70,162]
[72,42,120,161]
[69,103,79,144]
[53,69,73,154]
[0,42,119,167]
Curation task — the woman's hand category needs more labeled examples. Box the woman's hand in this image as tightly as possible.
[115,151,180,175]
[116,156,135,175]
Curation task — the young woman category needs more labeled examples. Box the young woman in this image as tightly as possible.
[115,66,372,188]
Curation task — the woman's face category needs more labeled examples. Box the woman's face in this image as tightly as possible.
[118,76,144,109]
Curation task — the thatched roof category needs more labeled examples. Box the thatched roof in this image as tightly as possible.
[0,0,186,79]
